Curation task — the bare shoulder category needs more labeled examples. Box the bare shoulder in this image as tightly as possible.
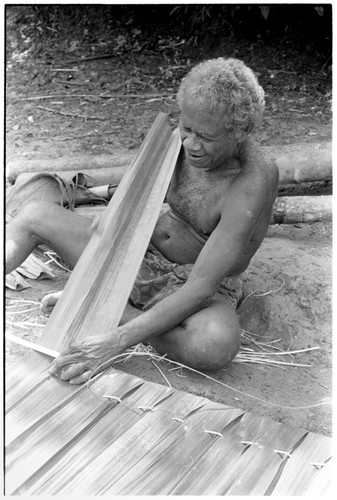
[216,138,279,224]
[238,138,279,189]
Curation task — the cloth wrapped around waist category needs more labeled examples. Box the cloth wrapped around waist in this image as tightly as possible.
[129,242,243,311]
[6,171,109,218]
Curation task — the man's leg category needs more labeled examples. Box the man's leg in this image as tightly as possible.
[6,201,93,273]
[149,294,241,371]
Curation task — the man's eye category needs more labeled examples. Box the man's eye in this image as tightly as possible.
[180,126,212,141]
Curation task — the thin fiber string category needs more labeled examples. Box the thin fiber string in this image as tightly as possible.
[5,329,331,411]
[85,351,332,411]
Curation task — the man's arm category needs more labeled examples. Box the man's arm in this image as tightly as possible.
[51,156,278,382]
[118,167,275,346]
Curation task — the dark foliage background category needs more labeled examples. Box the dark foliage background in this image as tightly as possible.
[7,3,332,59]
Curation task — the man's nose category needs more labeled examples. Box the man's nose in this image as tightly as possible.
[183,133,202,151]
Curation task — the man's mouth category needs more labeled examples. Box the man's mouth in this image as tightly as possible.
[187,152,204,161]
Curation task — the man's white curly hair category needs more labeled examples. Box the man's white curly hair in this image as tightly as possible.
[177,57,265,140]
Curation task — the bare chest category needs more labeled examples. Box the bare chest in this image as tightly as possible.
[167,160,236,235]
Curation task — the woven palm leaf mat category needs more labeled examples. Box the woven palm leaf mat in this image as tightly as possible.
[5,350,332,496]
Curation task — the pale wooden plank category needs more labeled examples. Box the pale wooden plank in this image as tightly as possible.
[39,114,181,351]
[6,332,59,357]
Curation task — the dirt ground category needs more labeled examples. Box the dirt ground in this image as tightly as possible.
[5,9,332,437]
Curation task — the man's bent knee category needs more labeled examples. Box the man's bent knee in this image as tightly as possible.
[14,201,47,238]
[152,311,241,372]
[182,321,241,371]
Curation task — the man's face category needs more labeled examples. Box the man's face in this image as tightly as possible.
[179,98,238,171]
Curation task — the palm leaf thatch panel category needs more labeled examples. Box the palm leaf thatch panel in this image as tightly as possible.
[19,381,174,495]
[268,431,332,495]
[5,351,52,410]
[39,112,181,352]
[6,365,332,495]
[5,362,143,445]
[171,412,308,495]
[101,407,245,495]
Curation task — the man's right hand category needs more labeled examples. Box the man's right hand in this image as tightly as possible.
[49,332,126,385]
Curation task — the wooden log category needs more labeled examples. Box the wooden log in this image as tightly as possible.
[10,167,126,191]
[6,142,332,185]
[76,195,332,226]
[271,195,332,224]
[267,142,332,184]
[39,113,181,351]
[6,151,135,184]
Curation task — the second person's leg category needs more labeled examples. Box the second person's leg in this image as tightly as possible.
[6,201,93,274]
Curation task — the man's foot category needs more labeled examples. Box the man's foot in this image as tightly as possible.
[41,290,63,311]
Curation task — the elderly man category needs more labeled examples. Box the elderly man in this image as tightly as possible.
[6,57,279,383]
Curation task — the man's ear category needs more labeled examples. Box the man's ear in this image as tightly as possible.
[237,137,257,164]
